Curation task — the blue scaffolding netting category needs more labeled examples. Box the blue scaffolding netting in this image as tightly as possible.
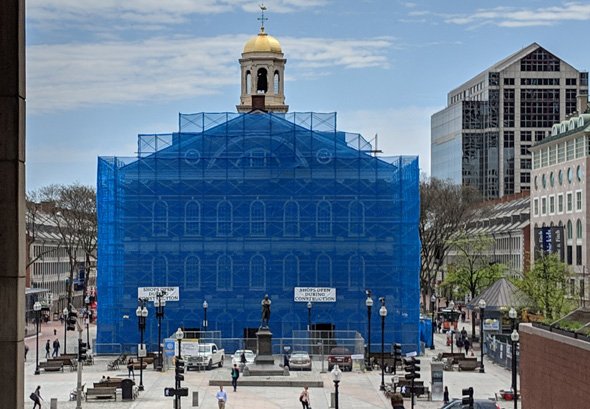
[96,111,420,354]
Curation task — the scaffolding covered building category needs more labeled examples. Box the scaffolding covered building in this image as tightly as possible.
[96,22,421,353]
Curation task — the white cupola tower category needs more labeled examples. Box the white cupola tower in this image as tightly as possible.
[237,5,288,113]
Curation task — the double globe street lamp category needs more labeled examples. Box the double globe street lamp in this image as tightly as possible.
[202,300,208,334]
[479,299,486,373]
[33,301,42,375]
[509,307,519,409]
[136,301,148,391]
[154,291,166,371]
[331,364,342,409]
[307,301,312,331]
[379,297,387,391]
[365,290,373,370]
[430,293,437,350]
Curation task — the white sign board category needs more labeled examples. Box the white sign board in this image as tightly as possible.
[294,287,336,302]
[137,344,146,358]
[482,318,500,331]
[138,287,180,301]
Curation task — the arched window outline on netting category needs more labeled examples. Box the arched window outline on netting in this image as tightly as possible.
[316,200,332,236]
[184,255,201,290]
[217,199,233,237]
[316,253,332,286]
[249,254,266,290]
[283,254,299,290]
[348,199,365,237]
[152,200,168,236]
[577,219,583,239]
[283,199,300,237]
[348,254,365,290]
[184,200,201,236]
[216,254,233,291]
[246,70,252,94]
[250,200,266,237]
[152,255,168,286]
[273,71,280,94]
[567,220,573,240]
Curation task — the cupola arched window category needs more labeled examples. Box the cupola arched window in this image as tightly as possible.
[273,71,280,94]
[246,71,252,94]
[257,68,268,93]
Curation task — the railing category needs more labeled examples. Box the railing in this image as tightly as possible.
[484,333,519,370]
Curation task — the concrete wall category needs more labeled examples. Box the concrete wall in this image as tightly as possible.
[520,323,590,408]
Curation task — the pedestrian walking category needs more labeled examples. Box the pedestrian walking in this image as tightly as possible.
[464,338,471,356]
[230,364,240,392]
[52,338,60,357]
[30,385,43,409]
[216,385,228,409]
[127,358,135,379]
[460,326,468,340]
[299,386,310,409]
[444,386,450,403]
[283,353,290,369]
[390,392,405,409]
[25,344,29,361]
[45,340,50,359]
[53,329,57,336]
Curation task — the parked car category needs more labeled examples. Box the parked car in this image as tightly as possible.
[231,349,256,366]
[440,399,500,409]
[186,343,225,370]
[289,351,312,371]
[327,347,352,371]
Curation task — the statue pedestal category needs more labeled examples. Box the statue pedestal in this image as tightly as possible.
[254,327,274,365]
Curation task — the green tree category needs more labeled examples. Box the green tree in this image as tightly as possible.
[443,234,505,339]
[517,253,573,321]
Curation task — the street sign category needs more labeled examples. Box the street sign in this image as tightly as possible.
[138,344,147,358]
[138,287,180,301]
[294,287,336,302]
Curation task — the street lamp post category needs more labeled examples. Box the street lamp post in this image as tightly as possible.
[509,307,519,409]
[479,299,486,373]
[430,294,436,350]
[449,300,455,354]
[331,364,342,409]
[34,301,41,375]
[510,329,520,409]
[175,327,184,409]
[379,297,387,391]
[202,300,208,335]
[84,296,91,350]
[155,290,166,371]
[136,300,148,391]
[63,307,68,354]
[365,290,373,370]
[307,301,312,331]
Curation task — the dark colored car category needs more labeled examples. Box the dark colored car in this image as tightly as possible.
[440,399,500,409]
[327,347,352,371]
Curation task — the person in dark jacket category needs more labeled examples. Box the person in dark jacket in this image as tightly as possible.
[444,386,450,403]
[390,392,405,409]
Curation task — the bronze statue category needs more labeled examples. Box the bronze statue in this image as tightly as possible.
[261,294,271,327]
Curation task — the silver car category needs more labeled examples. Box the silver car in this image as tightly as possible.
[231,349,256,366]
[289,351,312,371]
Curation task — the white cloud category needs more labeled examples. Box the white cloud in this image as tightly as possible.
[444,2,590,28]
[338,106,440,175]
[27,34,392,113]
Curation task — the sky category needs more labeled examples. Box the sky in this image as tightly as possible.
[25,0,590,191]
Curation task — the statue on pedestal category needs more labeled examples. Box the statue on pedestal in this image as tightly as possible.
[261,294,271,328]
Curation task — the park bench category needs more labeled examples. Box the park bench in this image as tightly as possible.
[48,356,77,371]
[130,361,148,370]
[458,357,479,371]
[94,377,125,388]
[38,361,64,372]
[438,352,465,364]
[86,387,117,401]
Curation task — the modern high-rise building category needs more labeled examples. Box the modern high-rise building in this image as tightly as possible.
[431,43,588,199]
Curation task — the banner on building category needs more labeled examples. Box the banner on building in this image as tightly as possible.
[534,226,564,261]
[138,287,179,301]
[294,287,336,302]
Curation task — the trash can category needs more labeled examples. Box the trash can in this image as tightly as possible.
[121,379,134,400]
[50,398,58,409]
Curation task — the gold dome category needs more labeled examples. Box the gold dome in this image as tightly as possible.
[243,29,282,54]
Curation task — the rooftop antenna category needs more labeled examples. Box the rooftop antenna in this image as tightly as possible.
[258,3,268,32]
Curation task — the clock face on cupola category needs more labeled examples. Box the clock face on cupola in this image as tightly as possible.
[236,4,289,114]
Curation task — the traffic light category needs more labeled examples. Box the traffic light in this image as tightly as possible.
[403,357,420,380]
[392,343,402,374]
[462,387,474,409]
[164,387,176,397]
[175,358,185,382]
[78,340,88,362]
[67,310,78,331]
[176,387,188,397]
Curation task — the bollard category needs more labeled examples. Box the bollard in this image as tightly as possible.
[192,391,199,406]
[330,392,335,408]
[50,398,58,409]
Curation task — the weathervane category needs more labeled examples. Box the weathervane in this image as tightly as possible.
[258,3,268,32]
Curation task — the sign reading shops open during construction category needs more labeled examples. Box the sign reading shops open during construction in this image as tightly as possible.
[137,287,180,301]
[294,287,336,302]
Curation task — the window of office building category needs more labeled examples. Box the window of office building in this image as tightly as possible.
[576,191,583,211]
[577,219,583,239]
[504,90,515,127]
[567,192,573,212]
[558,194,564,213]
[520,48,560,72]
[567,220,573,240]
[520,89,560,128]
[566,89,577,116]
[576,245,582,266]
[549,195,555,214]
[533,198,539,216]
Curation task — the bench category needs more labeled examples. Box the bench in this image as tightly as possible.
[438,352,465,364]
[86,387,117,401]
[39,361,64,372]
[48,356,77,371]
[458,357,479,371]
[400,384,430,399]
[130,361,148,370]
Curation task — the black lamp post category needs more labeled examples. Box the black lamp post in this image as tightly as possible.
[136,300,148,391]
[430,294,436,350]
[175,327,184,409]
[63,307,68,354]
[307,301,312,331]
[202,300,208,334]
[379,297,387,391]
[365,290,373,370]
[84,295,91,350]
[479,299,486,373]
[155,290,166,371]
[509,307,519,409]
[34,301,41,375]
[331,364,342,409]
[449,300,455,354]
